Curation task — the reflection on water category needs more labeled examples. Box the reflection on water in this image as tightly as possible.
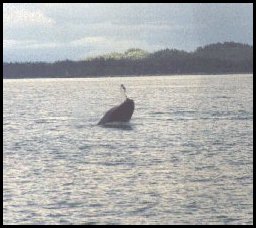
[3,75,253,225]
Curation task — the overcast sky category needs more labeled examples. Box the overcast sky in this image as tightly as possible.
[3,3,253,62]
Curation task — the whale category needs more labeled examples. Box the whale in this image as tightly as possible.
[98,98,135,125]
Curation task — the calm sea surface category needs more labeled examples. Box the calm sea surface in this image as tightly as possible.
[3,74,253,225]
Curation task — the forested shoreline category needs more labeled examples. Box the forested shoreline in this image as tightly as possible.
[3,42,253,78]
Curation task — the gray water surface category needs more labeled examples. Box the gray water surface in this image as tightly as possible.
[3,74,253,225]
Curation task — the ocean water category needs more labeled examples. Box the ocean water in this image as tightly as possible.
[3,74,253,225]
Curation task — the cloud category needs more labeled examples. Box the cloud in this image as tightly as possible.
[3,39,18,48]
[74,37,165,60]
[70,36,107,47]
[3,4,55,28]
[3,39,60,50]
[3,3,253,62]
[188,3,253,46]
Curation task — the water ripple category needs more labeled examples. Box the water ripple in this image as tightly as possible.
[3,75,253,225]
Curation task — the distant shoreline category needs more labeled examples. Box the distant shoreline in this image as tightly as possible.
[3,42,253,79]
[3,72,253,80]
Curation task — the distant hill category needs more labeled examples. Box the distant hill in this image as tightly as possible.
[194,42,253,62]
[88,48,150,60]
[3,42,253,78]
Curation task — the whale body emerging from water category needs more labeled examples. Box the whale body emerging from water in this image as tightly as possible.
[98,98,135,125]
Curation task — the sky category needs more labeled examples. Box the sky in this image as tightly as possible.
[3,3,253,62]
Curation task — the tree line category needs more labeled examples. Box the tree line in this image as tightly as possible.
[3,42,253,78]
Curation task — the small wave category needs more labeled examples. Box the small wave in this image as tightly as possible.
[78,145,92,150]
[150,111,168,115]
[216,96,231,99]
[34,119,49,124]
[98,122,133,130]
[201,116,252,121]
